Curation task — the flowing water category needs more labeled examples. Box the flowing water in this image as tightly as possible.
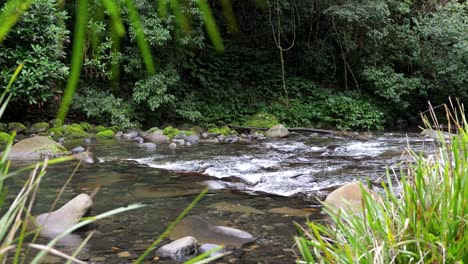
[7,131,435,263]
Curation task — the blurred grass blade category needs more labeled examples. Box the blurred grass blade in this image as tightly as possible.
[169,0,190,32]
[0,0,34,43]
[134,188,208,264]
[157,0,168,18]
[0,63,23,117]
[100,0,125,37]
[184,245,229,264]
[56,0,89,122]
[220,0,239,33]
[125,0,156,75]
[196,0,224,53]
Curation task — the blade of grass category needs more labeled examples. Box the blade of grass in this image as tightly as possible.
[0,0,34,42]
[183,245,226,264]
[134,187,208,263]
[196,0,224,53]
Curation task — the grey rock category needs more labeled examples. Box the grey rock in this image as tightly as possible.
[224,135,239,143]
[71,146,85,154]
[34,194,93,237]
[201,132,209,139]
[199,243,224,257]
[144,133,170,144]
[174,131,187,140]
[30,122,50,133]
[199,138,219,144]
[172,139,185,145]
[132,136,144,144]
[5,136,68,160]
[184,134,200,145]
[122,133,134,140]
[156,236,198,261]
[115,131,124,138]
[185,141,192,147]
[168,143,177,149]
[217,135,225,142]
[57,137,65,144]
[126,130,139,137]
[82,138,92,145]
[139,142,157,150]
[73,151,97,164]
[265,124,289,138]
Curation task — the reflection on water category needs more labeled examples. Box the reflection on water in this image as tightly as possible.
[7,132,434,263]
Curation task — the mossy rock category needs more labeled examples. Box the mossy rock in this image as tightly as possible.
[30,122,50,133]
[0,132,11,149]
[0,123,8,132]
[147,127,160,133]
[243,113,280,128]
[6,136,68,160]
[90,125,107,133]
[191,126,205,135]
[49,119,63,128]
[108,126,120,133]
[208,126,231,136]
[47,127,64,140]
[8,122,28,134]
[79,122,92,131]
[96,130,115,139]
[163,126,180,139]
[64,125,90,138]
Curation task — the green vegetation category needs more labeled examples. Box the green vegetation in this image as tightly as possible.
[95,129,115,139]
[295,104,468,262]
[1,0,465,130]
[0,131,9,148]
[63,124,89,138]
[243,113,280,128]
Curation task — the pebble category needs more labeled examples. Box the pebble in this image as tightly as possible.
[90,256,106,262]
[132,136,144,143]
[71,146,85,154]
[118,251,132,258]
[168,143,177,149]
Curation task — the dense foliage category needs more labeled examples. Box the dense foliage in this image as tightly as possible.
[1,0,466,130]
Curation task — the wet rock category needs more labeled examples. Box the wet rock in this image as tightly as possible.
[122,133,134,140]
[185,141,192,147]
[30,122,50,133]
[420,129,452,140]
[174,131,187,140]
[82,138,92,145]
[8,122,28,134]
[114,131,124,138]
[170,215,255,248]
[199,243,224,257]
[224,135,239,143]
[144,133,170,144]
[200,138,219,144]
[90,256,106,262]
[132,136,144,143]
[156,236,198,261]
[172,139,185,145]
[324,182,381,214]
[217,135,225,142]
[126,130,140,137]
[184,134,200,145]
[71,146,85,154]
[268,207,314,217]
[208,201,265,215]
[139,142,156,150]
[117,251,132,258]
[33,194,93,237]
[5,136,68,160]
[168,142,177,149]
[265,124,289,138]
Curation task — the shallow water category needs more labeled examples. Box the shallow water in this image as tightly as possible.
[7,131,435,263]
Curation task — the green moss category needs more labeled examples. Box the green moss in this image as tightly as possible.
[47,127,64,140]
[30,122,50,133]
[96,130,115,139]
[243,113,279,128]
[0,132,11,149]
[64,125,89,138]
[8,122,28,133]
[36,144,68,155]
[208,125,231,136]
[90,125,107,133]
[49,119,63,128]
[0,123,8,132]
[163,126,180,139]
[79,122,92,131]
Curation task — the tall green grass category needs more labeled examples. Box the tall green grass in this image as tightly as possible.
[295,102,468,263]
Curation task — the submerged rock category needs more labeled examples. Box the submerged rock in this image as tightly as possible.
[139,142,157,150]
[268,207,315,217]
[324,182,381,214]
[6,136,68,160]
[33,194,93,237]
[170,215,255,248]
[208,201,265,215]
[144,133,170,144]
[156,236,198,261]
[199,243,224,257]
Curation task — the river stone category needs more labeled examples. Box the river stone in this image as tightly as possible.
[224,135,239,143]
[6,136,68,160]
[73,151,97,164]
[174,131,187,140]
[170,215,255,248]
[156,236,198,261]
[184,134,199,145]
[139,142,157,150]
[324,182,381,214]
[122,133,134,140]
[208,201,265,214]
[30,122,50,133]
[144,133,170,144]
[71,146,85,154]
[172,139,185,145]
[34,194,92,237]
[126,130,139,138]
[199,138,219,144]
[199,243,224,257]
[168,142,177,149]
[8,122,28,134]
[268,207,315,217]
[265,124,289,138]
[132,136,144,143]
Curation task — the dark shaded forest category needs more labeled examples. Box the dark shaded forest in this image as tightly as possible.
[1,0,467,130]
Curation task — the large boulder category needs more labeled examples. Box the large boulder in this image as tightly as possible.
[6,136,68,160]
[323,182,381,214]
[265,124,289,138]
[170,215,255,248]
[155,236,198,261]
[143,131,170,144]
[33,194,93,237]
[30,122,50,133]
